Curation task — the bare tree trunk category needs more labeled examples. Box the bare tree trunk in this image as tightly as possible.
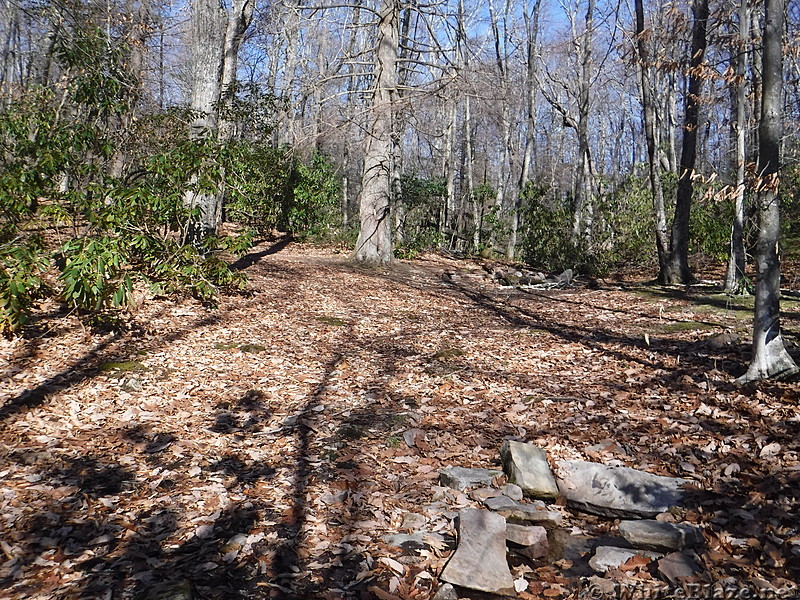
[183,0,226,244]
[634,0,669,278]
[724,0,750,294]
[507,0,541,260]
[738,0,798,382]
[571,0,596,245]
[354,0,398,264]
[442,98,457,234]
[487,0,512,252]
[219,0,255,142]
[342,143,351,228]
[183,0,252,243]
[464,95,479,250]
[663,0,709,284]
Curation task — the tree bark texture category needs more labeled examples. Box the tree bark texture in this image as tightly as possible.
[571,0,596,245]
[184,0,252,243]
[664,0,709,284]
[634,0,669,279]
[738,0,799,382]
[507,0,541,260]
[724,1,749,294]
[354,0,398,264]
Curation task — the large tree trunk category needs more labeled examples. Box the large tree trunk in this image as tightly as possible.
[507,0,541,260]
[183,0,252,244]
[663,0,709,284]
[219,0,255,142]
[724,0,749,294]
[442,98,457,234]
[183,0,226,244]
[571,0,596,245]
[634,0,669,279]
[354,0,398,264]
[738,0,798,383]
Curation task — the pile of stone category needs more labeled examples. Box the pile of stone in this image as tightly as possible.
[487,267,574,289]
[433,441,704,597]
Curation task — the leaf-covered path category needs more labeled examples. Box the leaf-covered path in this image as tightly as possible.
[1,241,799,599]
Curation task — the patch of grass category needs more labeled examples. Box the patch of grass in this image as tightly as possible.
[214,342,240,350]
[99,361,148,373]
[660,321,718,333]
[317,316,346,326]
[239,343,267,353]
[385,435,402,448]
[432,347,466,361]
[387,413,409,426]
[213,342,267,353]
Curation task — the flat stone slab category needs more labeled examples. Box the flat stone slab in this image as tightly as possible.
[441,509,515,595]
[501,441,559,500]
[506,523,547,546]
[471,487,502,502]
[619,520,703,552]
[483,496,562,527]
[557,460,690,518]
[506,524,549,559]
[588,546,662,574]
[400,512,427,530]
[484,495,519,511]
[440,467,502,491]
[503,483,524,501]
[658,552,702,583]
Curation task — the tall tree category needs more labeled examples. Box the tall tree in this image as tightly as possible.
[723,0,750,294]
[634,0,669,278]
[537,0,598,247]
[183,0,254,243]
[507,0,541,259]
[738,0,798,382]
[663,0,709,284]
[354,0,399,263]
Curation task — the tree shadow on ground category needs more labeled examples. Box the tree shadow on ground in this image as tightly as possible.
[230,234,294,271]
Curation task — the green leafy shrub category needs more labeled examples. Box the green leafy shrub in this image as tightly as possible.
[0,239,48,334]
[289,152,341,237]
[520,177,655,276]
[519,183,582,273]
[394,174,445,258]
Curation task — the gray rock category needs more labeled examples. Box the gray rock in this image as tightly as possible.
[441,509,515,595]
[483,495,562,525]
[506,523,547,546]
[500,441,559,500]
[706,332,740,350]
[503,483,524,501]
[658,552,702,583]
[484,495,519,511]
[470,487,501,502]
[440,467,502,491]
[507,524,549,559]
[619,520,703,552]
[556,460,691,518]
[432,583,459,600]
[588,546,662,574]
[401,512,427,530]
[557,269,573,285]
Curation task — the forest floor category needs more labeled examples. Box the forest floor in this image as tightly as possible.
[1,239,800,600]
